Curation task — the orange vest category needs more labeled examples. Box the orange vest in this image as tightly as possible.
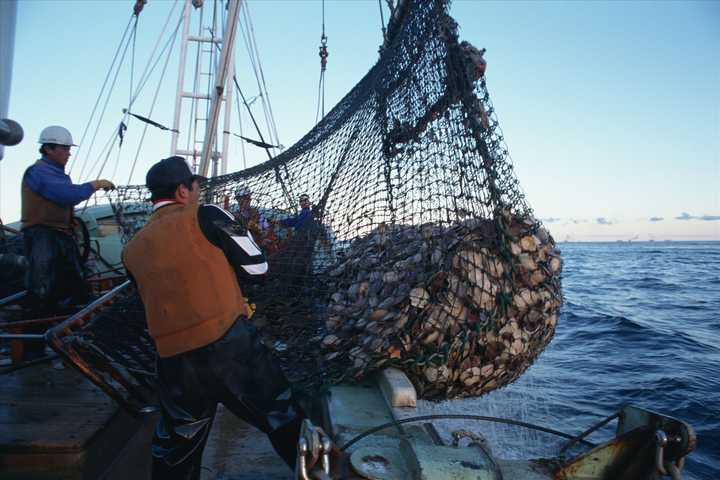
[21,163,72,232]
[123,202,252,358]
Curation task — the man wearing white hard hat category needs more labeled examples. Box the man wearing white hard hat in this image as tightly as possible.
[20,126,115,356]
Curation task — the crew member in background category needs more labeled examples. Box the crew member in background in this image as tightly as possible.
[233,184,269,240]
[275,193,323,286]
[122,156,303,479]
[279,193,313,231]
[21,125,114,357]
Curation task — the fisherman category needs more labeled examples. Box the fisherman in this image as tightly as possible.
[21,125,115,356]
[233,184,269,240]
[122,156,303,479]
[279,193,314,231]
[275,193,322,285]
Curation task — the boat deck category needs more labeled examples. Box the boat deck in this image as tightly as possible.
[0,359,292,479]
[0,361,149,479]
[106,403,293,480]
[200,404,292,480]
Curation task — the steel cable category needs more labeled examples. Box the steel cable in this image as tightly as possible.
[339,413,596,452]
[69,14,134,175]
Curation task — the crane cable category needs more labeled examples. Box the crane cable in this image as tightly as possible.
[315,0,328,125]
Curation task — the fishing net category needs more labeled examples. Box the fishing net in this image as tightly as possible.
[46,285,156,414]
[108,0,562,400]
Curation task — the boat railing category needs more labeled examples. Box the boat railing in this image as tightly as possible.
[46,281,159,416]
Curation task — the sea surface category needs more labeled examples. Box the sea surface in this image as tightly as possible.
[408,241,719,480]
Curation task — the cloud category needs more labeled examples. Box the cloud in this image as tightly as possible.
[649,216,664,222]
[541,217,561,223]
[673,212,720,221]
[566,218,587,224]
[596,217,612,225]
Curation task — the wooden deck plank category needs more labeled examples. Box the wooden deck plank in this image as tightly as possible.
[200,404,292,480]
[0,364,118,451]
[0,364,111,397]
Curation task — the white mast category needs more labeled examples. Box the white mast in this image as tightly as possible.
[198,0,240,177]
[220,59,234,175]
[170,0,241,177]
[169,0,192,160]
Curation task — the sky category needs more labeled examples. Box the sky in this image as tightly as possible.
[1,0,718,241]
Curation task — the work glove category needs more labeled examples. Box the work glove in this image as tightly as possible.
[91,179,116,191]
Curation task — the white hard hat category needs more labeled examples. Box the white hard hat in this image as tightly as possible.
[38,125,76,146]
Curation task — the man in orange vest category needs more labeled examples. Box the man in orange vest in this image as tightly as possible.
[123,156,303,479]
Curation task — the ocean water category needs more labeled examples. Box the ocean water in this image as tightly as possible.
[408,241,720,480]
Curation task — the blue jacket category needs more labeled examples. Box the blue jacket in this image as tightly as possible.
[23,156,95,207]
[280,207,313,230]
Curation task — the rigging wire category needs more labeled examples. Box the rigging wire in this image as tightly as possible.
[233,60,247,169]
[129,16,137,118]
[83,2,182,184]
[76,17,137,182]
[243,4,280,151]
[232,77,273,162]
[69,15,134,176]
[230,74,294,207]
[122,14,184,122]
[378,0,388,44]
[110,13,140,181]
[100,3,182,184]
[129,0,181,107]
[82,125,119,195]
[79,1,182,187]
[78,132,119,214]
[202,6,282,169]
[240,3,281,153]
[126,16,182,185]
[237,12,269,149]
[91,122,122,181]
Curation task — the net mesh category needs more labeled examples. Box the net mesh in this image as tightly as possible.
[108,0,562,400]
[46,285,156,414]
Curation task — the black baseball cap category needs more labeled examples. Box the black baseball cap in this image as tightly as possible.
[146,156,206,191]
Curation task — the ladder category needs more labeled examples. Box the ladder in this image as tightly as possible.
[170,0,241,177]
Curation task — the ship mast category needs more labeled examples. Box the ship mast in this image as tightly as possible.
[170,0,241,177]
